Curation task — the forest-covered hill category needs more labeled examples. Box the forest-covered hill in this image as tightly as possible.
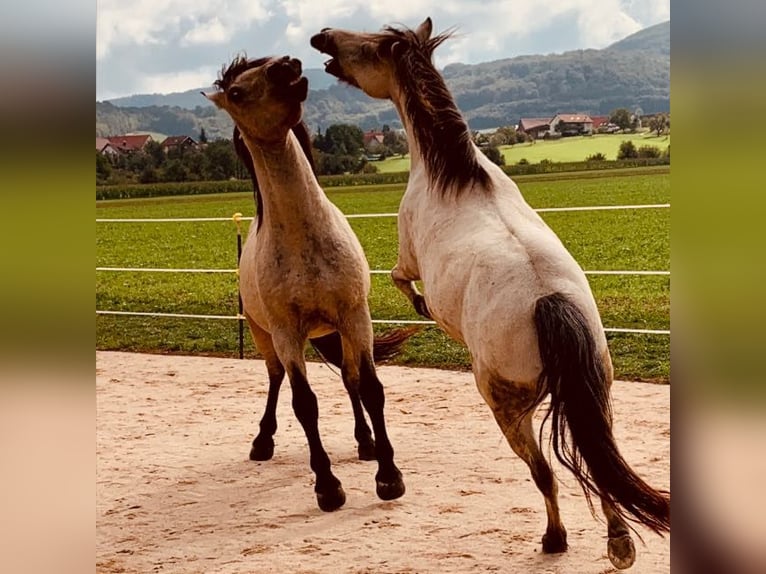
[96,21,669,138]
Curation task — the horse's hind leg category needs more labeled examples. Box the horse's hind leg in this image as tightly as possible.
[246,317,284,461]
[476,375,567,553]
[602,499,636,569]
[339,309,405,500]
[272,331,345,512]
[347,390,376,461]
[310,333,375,460]
[598,350,636,570]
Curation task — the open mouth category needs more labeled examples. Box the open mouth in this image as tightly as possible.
[310,32,358,87]
[270,58,309,102]
[323,58,343,79]
[281,76,309,102]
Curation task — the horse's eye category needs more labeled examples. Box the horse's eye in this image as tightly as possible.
[228,87,244,102]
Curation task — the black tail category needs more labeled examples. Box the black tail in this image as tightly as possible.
[310,327,419,368]
[533,292,670,534]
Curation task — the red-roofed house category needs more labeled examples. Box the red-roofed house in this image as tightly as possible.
[517,118,551,139]
[161,135,199,153]
[590,115,609,130]
[106,134,153,153]
[96,137,120,156]
[363,130,385,148]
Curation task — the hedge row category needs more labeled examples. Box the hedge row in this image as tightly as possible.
[500,157,669,177]
[96,179,252,200]
[96,158,669,200]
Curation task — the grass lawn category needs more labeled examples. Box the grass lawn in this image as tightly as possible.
[97,171,670,382]
[372,133,670,172]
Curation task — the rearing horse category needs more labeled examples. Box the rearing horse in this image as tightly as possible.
[206,55,406,511]
[312,19,669,568]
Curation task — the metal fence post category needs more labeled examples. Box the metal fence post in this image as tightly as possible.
[232,213,244,359]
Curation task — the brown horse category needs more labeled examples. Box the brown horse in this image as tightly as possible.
[312,19,669,568]
[230,78,413,464]
[206,55,406,511]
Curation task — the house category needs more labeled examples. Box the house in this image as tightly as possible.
[106,134,153,153]
[590,116,609,131]
[96,137,120,156]
[518,113,597,138]
[363,130,385,149]
[549,113,593,136]
[517,118,551,140]
[160,135,199,153]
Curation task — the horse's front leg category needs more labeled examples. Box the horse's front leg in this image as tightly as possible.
[272,331,346,512]
[391,266,431,319]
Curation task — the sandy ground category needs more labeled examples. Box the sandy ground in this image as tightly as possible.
[96,351,670,574]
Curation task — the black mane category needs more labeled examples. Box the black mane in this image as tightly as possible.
[386,27,491,196]
[214,54,270,92]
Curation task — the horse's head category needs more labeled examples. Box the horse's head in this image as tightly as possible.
[310,17,440,100]
[205,55,309,142]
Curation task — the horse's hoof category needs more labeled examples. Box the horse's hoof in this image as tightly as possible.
[607,533,636,570]
[376,471,405,501]
[249,437,274,461]
[357,442,377,461]
[542,528,568,554]
[316,484,346,512]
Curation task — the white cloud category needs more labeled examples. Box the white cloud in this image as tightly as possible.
[181,17,228,46]
[97,0,272,60]
[137,66,221,94]
[97,0,669,97]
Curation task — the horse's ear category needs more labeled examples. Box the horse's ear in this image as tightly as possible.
[391,41,406,60]
[203,91,224,108]
[415,17,433,42]
[377,38,406,61]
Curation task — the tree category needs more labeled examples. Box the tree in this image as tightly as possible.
[199,127,208,144]
[481,145,505,166]
[648,114,668,137]
[96,152,113,184]
[617,140,638,159]
[163,159,188,182]
[144,140,165,167]
[383,129,408,156]
[319,124,364,156]
[203,139,237,180]
[609,108,632,131]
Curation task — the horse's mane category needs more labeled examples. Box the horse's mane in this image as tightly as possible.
[383,26,491,196]
[220,54,317,231]
[214,54,270,92]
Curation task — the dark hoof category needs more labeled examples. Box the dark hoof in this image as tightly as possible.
[413,294,431,319]
[607,533,636,570]
[376,471,405,501]
[249,436,274,461]
[357,442,377,461]
[542,528,568,554]
[316,484,346,512]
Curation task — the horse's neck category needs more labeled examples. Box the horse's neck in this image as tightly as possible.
[392,97,424,175]
[241,131,326,226]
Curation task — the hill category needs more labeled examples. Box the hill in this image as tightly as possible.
[97,21,669,137]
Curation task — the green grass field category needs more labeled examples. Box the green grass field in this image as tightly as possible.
[373,133,670,173]
[97,171,670,382]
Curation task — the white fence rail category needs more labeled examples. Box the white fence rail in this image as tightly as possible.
[96,203,670,341]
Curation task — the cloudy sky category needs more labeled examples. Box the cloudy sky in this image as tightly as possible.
[96,0,669,101]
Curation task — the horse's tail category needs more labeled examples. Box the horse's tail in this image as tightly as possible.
[310,327,419,368]
[533,292,670,534]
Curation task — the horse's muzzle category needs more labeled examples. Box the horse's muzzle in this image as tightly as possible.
[310,31,334,54]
